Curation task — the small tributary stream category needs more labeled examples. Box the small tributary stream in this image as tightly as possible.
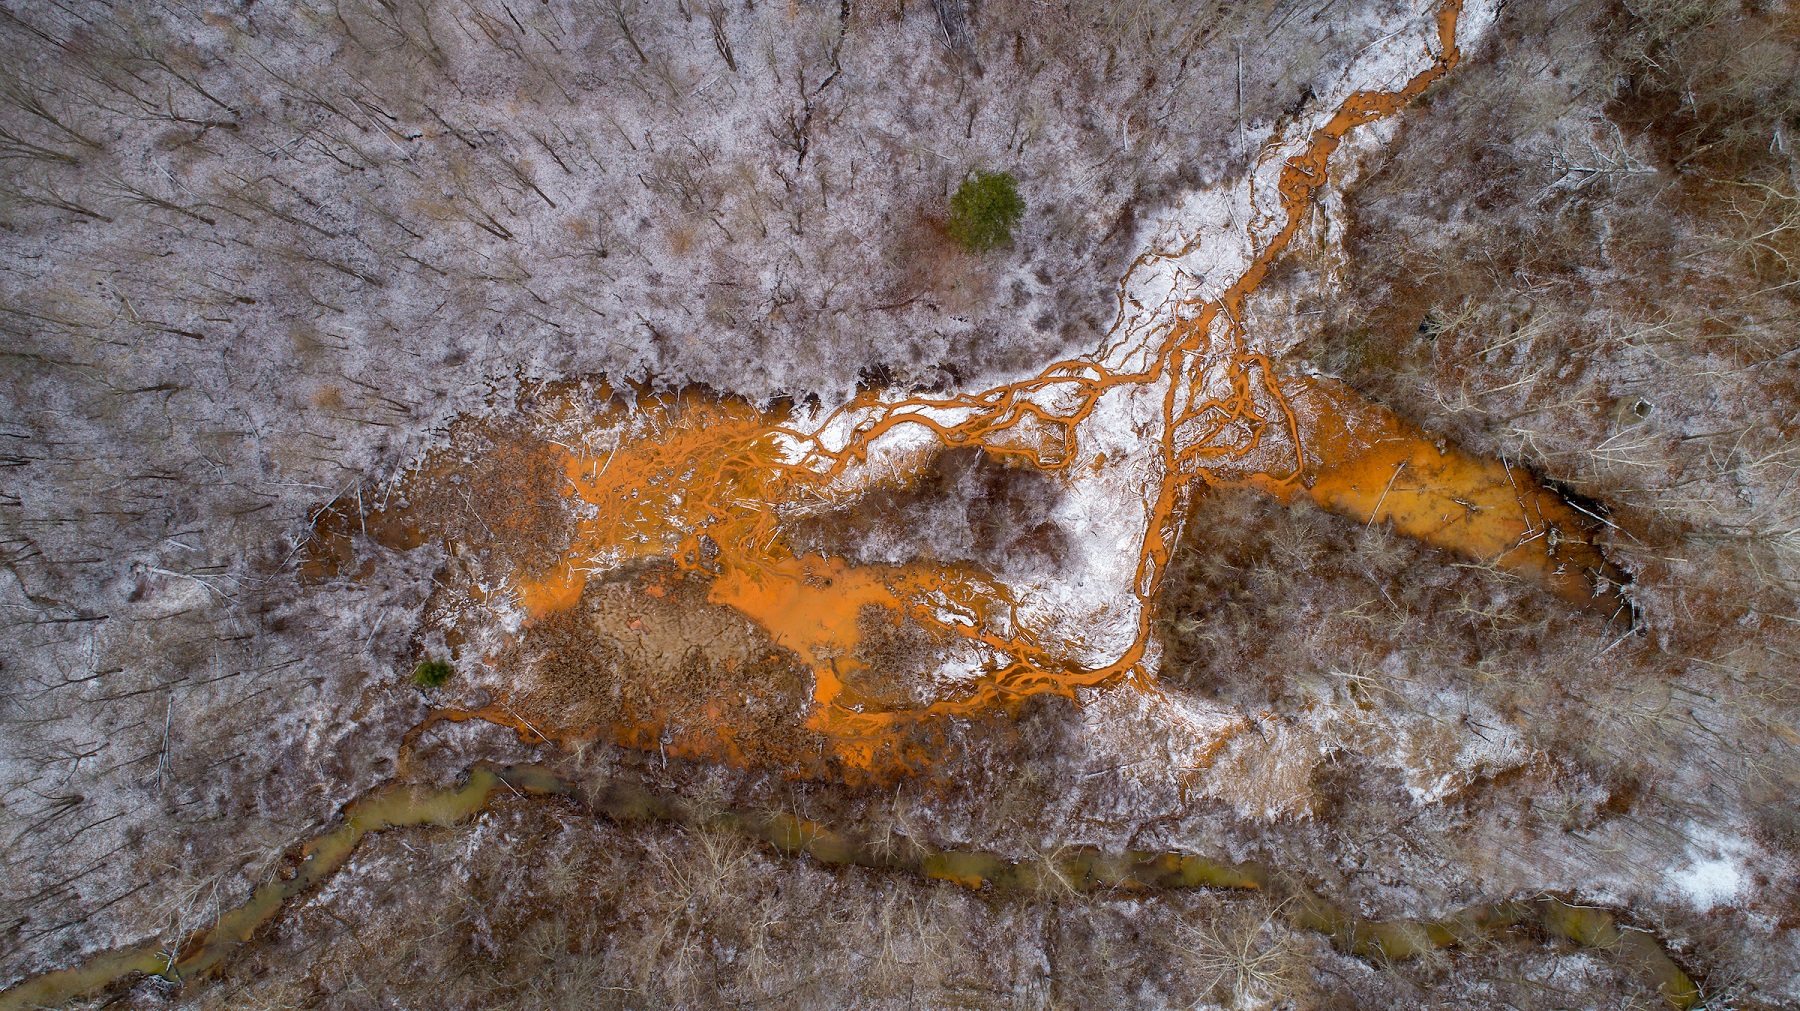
[0,762,1699,1009]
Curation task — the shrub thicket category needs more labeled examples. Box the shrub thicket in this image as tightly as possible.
[948,171,1024,252]
[412,659,454,687]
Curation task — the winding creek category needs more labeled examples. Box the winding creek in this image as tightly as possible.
[0,763,1700,1009]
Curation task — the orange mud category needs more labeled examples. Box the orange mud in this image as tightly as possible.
[330,0,1621,775]
[493,389,1077,770]
[1262,376,1630,618]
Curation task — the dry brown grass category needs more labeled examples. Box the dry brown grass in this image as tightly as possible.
[1172,899,1315,1009]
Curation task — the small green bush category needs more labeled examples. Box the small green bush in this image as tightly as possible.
[948,170,1024,252]
[412,658,454,688]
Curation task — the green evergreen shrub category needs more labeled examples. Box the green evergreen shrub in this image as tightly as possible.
[948,170,1024,252]
[412,658,454,687]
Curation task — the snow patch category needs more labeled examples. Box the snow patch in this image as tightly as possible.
[1667,826,1756,910]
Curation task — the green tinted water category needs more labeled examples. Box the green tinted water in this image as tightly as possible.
[0,765,1698,1010]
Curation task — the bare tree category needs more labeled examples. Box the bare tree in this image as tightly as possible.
[707,2,737,72]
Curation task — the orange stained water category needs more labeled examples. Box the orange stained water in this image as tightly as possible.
[468,0,1625,771]
[1263,375,1629,617]
[504,391,1073,766]
[0,9,1673,1009]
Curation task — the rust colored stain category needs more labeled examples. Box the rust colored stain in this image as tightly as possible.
[334,1,1620,775]
[493,390,1065,769]
[1249,376,1629,616]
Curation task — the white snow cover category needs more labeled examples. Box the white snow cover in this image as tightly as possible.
[1119,181,1261,341]
[1667,826,1758,911]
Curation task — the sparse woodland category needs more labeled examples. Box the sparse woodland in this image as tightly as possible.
[2,0,1798,1008]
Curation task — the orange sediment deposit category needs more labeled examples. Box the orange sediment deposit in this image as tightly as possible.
[1249,376,1631,618]
[306,0,1623,775]
[490,388,1076,770]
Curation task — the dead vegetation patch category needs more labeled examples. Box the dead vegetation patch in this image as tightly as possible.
[788,445,1069,579]
[1287,0,1800,664]
[159,783,1702,1011]
[298,419,570,584]
[497,568,822,767]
